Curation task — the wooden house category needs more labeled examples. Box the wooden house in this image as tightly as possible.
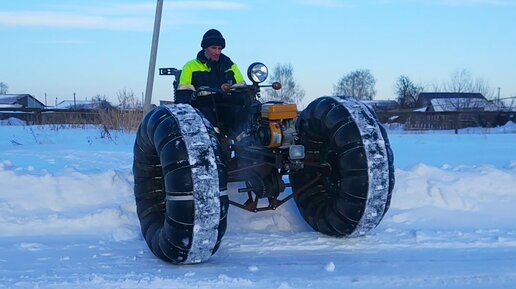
[0,94,45,109]
[416,92,491,112]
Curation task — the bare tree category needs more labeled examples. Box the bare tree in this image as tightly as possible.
[395,75,422,108]
[433,69,496,111]
[445,69,473,93]
[262,63,305,105]
[117,88,141,109]
[471,77,494,99]
[98,89,142,132]
[444,69,494,98]
[92,94,108,102]
[92,94,113,110]
[0,82,8,94]
[333,69,376,100]
[428,80,442,92]
[508,97,516,111]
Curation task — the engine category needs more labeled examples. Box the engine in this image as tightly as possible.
[258,103,298,148]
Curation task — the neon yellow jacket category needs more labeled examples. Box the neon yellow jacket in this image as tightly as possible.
[177,50,244,101]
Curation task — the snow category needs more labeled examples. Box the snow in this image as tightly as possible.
[1,122,516,288]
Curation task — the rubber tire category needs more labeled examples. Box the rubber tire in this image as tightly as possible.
[133,104,229,264]
[290,96,394,237]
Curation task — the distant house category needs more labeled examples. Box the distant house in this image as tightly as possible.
[0,94,45,109]
[362,100,400,111]
[53,100,114,110]
[416,92,492,112]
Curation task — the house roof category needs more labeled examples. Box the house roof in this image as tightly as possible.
[429,98,490,112]
[418,92,486,100]
[361,100,400,110]
[0,94,28,105]
[416,92,490,112]
[53,100,113,109]
[0,94,45,108]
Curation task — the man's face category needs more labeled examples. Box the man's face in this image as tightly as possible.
[205,45,223,62]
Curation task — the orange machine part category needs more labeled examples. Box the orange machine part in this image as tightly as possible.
[261,103,298,120]
[267,122,282,148]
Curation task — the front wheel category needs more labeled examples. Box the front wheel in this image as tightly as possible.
[133,104,229,264]
[290,96,394,237]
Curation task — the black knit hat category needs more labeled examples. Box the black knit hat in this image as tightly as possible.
[201,29,226,49]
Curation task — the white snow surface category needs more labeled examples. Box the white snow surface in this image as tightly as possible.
[1,122,516,289]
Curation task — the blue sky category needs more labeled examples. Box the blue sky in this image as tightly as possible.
[1,0,515,108]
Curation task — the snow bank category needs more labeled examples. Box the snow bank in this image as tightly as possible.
[0,117,26,126]
[0,161,138,240]
[1,125,515,240]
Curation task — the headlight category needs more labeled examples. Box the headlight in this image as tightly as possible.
[289,145,305,160]
[247,62,268,83]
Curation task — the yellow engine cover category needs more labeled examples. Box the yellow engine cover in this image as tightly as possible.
[267,122,283,148]
[261,103,298,120]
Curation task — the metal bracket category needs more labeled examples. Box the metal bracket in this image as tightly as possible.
[229,191,294,212]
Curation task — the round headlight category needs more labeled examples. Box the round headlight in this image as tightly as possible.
[247,62,268,83]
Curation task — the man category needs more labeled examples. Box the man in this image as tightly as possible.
[175,29,246,130]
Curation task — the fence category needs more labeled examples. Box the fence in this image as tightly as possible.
[376,111,515,130]
[1,108,514,131]
[0,108,143,131]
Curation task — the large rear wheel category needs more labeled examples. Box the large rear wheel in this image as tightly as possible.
[290,96,394,237]
[133,104,228,264]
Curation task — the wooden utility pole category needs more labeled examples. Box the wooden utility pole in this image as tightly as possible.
[143,0,164,117]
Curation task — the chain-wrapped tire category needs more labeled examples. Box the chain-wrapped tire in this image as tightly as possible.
[133,104,228,264]
[290,96,394,237]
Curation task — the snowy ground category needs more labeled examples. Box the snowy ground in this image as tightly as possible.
[1,120,516,289]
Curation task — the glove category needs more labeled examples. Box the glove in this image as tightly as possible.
[194,86,217,100]
[196,90,216,97]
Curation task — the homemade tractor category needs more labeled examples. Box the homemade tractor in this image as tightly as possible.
[133,63,394,264]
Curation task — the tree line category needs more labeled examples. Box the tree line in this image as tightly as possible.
[1,66,507,110]
[261,65,502,109]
